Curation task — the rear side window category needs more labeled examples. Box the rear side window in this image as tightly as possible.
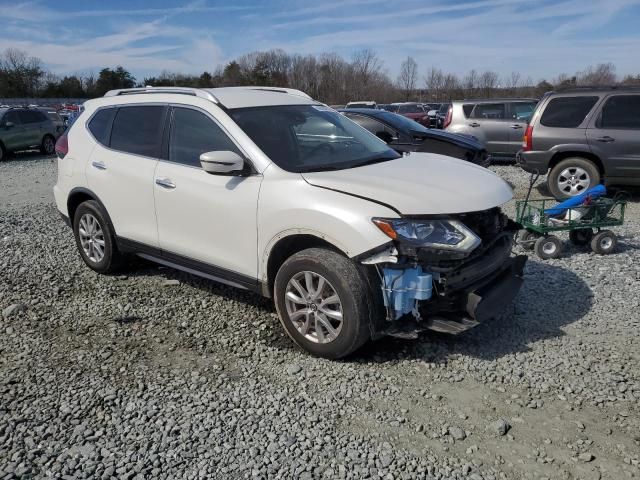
[510,102,537,121]
[169,107,240,168]
[88,108,116,146]
[462,104,475,117]
[19,110,45,123]
[540,96,598,128]
[110,106,165,157]
[600,95,640,129]
[470,103,506,119]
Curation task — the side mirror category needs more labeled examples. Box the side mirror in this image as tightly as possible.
[4,121,14,129]
[200,150,245,175]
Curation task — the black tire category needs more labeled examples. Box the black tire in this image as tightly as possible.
[534,235,562,260]
[73,200,124,273]
[569,228,593,246]
[591,230,617,255]
[518,229,537,251]
[40,134,56,155]
[274,248,373,359]
[548,157,600,200]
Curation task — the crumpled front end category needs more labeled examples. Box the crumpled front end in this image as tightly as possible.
[361,208,527,338]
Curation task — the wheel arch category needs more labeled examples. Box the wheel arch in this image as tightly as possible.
[67,187,117,235]
[263,232,346,298]
[548,150,604,175]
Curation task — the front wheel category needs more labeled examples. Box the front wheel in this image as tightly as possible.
[274,248,373,359]
[591,230,617,255]
[534,235,562,260]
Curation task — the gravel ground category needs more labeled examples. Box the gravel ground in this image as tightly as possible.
[1,153,639,480]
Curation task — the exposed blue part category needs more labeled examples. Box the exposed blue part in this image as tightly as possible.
[381,267,433,320]
[544,184,606,216]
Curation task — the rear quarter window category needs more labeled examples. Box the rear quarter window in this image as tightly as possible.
[540,96,598,128]
[88,108,117,146]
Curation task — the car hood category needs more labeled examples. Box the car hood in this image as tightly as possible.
[411,128,483,151]
[301,153,512,215]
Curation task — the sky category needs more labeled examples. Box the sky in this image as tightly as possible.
[1,0,640,83]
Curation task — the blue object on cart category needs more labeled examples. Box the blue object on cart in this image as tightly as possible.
[544,184,607,216]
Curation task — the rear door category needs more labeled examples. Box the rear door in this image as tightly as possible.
[468,103,510,155]
[18,110,44,147]
[587,94,640,178]
[85,105,166,248]
[507,101,537,151]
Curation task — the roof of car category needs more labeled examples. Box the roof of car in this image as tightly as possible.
[102,86,319,109]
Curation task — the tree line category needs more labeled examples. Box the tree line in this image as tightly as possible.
[1,47,639,103]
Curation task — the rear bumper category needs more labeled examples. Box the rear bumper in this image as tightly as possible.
[517,150,552,174]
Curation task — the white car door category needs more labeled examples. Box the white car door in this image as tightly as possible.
[85,105,166,248]
[153,105,262,283]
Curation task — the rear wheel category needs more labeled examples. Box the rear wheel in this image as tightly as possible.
[569,228,593,246]
[548,157,600,199]
[73,200,124,273]
[40,135,56,155]
[534,235,562,260]
[591,230,617,255]
[274,248,373,359]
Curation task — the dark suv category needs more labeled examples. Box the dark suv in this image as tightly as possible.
[0,107,59,161]
[518,87,640,198]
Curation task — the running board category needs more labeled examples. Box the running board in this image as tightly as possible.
[425,317,479,335]
[381,316,480,339]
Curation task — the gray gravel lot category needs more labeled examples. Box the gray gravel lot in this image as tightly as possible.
[1,153,639,480]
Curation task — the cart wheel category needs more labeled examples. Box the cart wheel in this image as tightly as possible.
[569,228,593,246]
[534,235,562,260]
[591,230,617,255]
[518,229,537,251]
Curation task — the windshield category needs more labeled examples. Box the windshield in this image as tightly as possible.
[230,105,400,173]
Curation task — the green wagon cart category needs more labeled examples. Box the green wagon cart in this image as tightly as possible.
[515,196,627,259]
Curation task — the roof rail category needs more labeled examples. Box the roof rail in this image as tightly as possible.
[104,86,219,103]
[244,86,312,99]
[552,85,640,93]
[459,97,538,102]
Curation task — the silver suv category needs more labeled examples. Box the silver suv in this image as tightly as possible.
[517,87,640,198]
[444,98,538,159]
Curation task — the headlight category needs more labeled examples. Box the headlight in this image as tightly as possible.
[372,218,481,252]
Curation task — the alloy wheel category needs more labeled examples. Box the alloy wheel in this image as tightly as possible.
[284,271,343,344]
[557,166,590,196]
[78,213,105,263]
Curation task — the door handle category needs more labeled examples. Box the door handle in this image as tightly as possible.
[510,124,523,129]
[91,161,106,170]
[596,136,615,143]
[468,122,480,127]
[155,178,176,189]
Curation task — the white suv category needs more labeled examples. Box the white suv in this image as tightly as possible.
[54,86,526,359]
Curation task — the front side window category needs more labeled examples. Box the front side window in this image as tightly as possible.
[169,107,240,167]
[110,106,165,157]
[19,110,42,124]
[470,103,506,119]
[230,105,400,173]
[600,95,640,129]
[540,96,598,128]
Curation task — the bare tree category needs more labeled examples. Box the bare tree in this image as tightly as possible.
[424,66,444,101]
[351,48,383,99]
[577,63,617,86]
[397,56,418,101]
[478,70,499,98]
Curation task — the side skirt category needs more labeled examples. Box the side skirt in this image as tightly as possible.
[116,237,264,295]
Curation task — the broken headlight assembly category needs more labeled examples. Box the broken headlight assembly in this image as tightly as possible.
[372,218,481,253]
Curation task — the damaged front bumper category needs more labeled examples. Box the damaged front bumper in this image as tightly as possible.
[361,210,527,338]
